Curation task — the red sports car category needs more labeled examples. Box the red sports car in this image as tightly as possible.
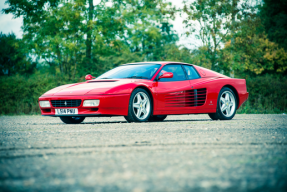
[38,62,249,124]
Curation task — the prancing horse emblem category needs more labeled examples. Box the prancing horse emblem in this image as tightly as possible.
[64,101,67,106]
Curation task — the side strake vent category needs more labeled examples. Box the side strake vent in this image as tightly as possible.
[165,88,207,107]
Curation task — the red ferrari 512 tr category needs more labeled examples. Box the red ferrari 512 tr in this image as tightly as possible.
[38,62,249,124]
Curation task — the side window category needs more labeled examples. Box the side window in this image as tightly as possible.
[158,65,187,82]
[183,65,200,80]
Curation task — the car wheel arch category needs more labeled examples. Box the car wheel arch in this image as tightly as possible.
[132,85,154,112]
[222,85,239,109]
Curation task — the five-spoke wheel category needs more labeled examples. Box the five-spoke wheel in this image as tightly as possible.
[208,87,237,120]
[132,92,151,120]
[125,88,152,122]
[219,91,236,117]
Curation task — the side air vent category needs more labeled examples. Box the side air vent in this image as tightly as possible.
[165,88,207,107]
[194,88,207,106]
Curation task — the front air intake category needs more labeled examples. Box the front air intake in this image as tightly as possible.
[51,100,82,107]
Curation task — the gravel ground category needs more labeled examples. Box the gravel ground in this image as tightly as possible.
[0,114,287,192]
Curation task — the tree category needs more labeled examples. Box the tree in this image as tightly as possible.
[86,0,93,63]
[183,0,239,71]
[0,32,35,76]
[259,0,287,50]
[219,7,287,77]
[3,0,176,79]
[182,0,259,73]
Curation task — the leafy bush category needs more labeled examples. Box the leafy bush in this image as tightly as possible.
[0,72,79,115]
[237,75,287,114]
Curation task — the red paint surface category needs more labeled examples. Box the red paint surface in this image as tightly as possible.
[39,62,249,117]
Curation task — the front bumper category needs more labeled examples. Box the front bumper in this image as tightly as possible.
[38,94,130,117]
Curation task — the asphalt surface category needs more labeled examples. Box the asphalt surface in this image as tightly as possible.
[0,114,287,192]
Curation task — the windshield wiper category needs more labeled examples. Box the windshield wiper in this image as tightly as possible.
[125,76,149,79]
[98,77,112,79]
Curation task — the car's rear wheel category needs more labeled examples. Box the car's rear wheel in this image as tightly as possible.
[124,88,152,123]
[60,116,85,124]
[149,115,167,122]
[208,87,237,120]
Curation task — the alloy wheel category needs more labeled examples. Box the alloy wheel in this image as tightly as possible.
[132,92,151,120]
[220,91,236,117]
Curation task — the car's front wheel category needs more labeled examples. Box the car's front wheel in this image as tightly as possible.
[208,87,237,120]
[124,88,152,122]
[60,116,85,124]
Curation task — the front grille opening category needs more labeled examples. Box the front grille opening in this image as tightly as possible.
[91,108,98,111]
[51,100,82,107]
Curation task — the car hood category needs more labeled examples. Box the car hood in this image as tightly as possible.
[42,79,145,96]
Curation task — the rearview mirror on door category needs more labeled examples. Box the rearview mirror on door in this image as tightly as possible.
[158,72,173,79]
[85,74,95,81]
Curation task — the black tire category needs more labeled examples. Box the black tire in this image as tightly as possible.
[208,87,237,120]
[149,115,167,122]
[124,88,152,123]
[60,116,85,124]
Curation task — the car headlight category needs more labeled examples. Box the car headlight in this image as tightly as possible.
[83,100,100,107]
[39,101,51,108]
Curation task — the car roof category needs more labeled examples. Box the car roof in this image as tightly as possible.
[124,61,192,65]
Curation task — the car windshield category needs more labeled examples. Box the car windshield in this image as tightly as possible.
[97,64,161,80]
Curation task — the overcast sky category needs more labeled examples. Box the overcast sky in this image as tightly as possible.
[0,0,200,49]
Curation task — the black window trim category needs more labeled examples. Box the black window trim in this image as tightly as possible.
[181,64,201,80]
[154,63,189,82]
[181,65,189,80]
[97,63,162,80]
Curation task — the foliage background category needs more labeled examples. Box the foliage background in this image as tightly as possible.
[0,0,286,115]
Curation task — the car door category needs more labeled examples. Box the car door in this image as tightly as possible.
[154,64,192,114]
[182,65,207,108]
